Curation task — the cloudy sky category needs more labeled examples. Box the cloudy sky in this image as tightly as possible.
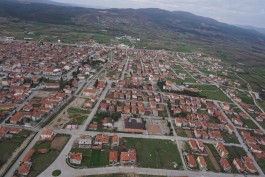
[53,0,265,28]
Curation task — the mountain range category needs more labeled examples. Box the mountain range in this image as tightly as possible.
[0,0,265,66]
[236,25,265,35]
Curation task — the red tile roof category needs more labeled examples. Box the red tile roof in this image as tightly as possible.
[69,152,82,161]
[109,150,118,162]
[120,149,136,162]
[18,162,31,175]
[22,149,35,163]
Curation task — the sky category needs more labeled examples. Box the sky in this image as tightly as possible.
[52,0,265,28]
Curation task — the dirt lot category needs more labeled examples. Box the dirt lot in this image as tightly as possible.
[46,97,87,130]
[35,91,51,98]
[184,129,193,138]
[51,136,69,151]
[68,97,87,108]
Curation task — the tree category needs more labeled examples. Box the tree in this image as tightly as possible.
[72,71,77,78]
[94,79,99,88]
[111,112,121,122]
[260,90,265,100]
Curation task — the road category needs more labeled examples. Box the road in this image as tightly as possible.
[81,81,111,131]
[1,90,38,126]
[75,63,108,96]
[219,87,265,134]
[55,129,243,148]
[3,46,265,177]
[120,49,130,80]
[39,129,248,177]
[40,165,246,177]
[236,74,264,113]
[214,101,264,176]
[4,132,40,177]
[0,133,35,176]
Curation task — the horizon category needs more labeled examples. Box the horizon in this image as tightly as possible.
[51,0,265,28]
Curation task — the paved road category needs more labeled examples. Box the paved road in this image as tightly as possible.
[120,49,129,80]
[236,74,264,113]
[154,55,187,171]
[4,132,40,177]
[219,87,265,134]
[39,127,260,177]
[81,81,111,131]
[54,129,243,148]
[40,165,247,177]
[0,133,34,176]
[214,101,264,176]
[1,91,38,126]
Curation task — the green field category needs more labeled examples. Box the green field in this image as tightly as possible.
[189,85,231,102]
[225,146,247,173]
[0,130,30,168]
[222,132,240,144]
[174,77,197,83]
[243,119,259,129]
[206,144,246,174]
[70,148,109,168]
[257,100,265,112]
[206,144,219,156]
[67,107,90,125]
[257,159,265,173]
[204,156,217,172]
[238,92,254,105]
[123,138,182,169]
[175,127,188,137]
[67,108,91,114]
[28,135,70,177]
[238,73,265,92]
[177,44,198,53]
[226,146,247,158]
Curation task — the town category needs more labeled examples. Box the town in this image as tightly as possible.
[0,38,265,177]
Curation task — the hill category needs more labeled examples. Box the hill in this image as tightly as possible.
[0,0,265,66]
[237,25,265,35]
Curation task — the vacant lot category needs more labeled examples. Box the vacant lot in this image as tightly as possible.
[226,146,247,173]
[206,144,247,174]
[122,138,182,169]
[67,107,90,125]
[222,132,240,144]
[29,135,70,177]
[0,130,30,168]
[175,127,188,137]
[35,91,51,98]
[243,119,258,129]
[70,148,109,168]
[238,91,254,105]
[190,85,231,102]
[51,135,70,151]
[205,144,221,172]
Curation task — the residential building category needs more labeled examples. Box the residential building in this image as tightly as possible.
[197,156,207,170]
[215,142,229,158]
[109,150,118,165]
[120,149,137,165]
[69,152,82,165]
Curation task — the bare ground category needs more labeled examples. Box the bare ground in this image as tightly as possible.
[46,98,87,130]
[51,136,69,151]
